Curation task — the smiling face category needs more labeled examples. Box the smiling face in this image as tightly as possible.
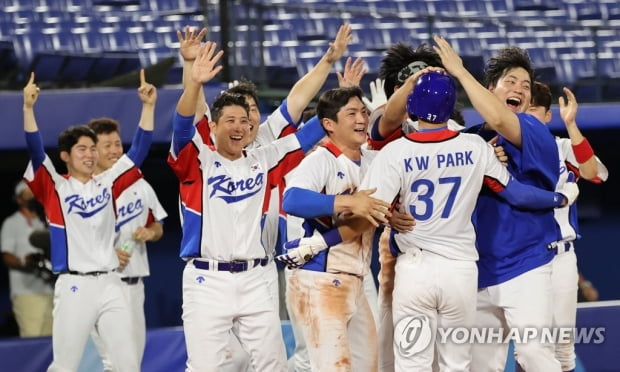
[94,131,123,173]
[210,104,252,160]
[489,67,532,113]
[61,136,98,182]
[323,96,369,151]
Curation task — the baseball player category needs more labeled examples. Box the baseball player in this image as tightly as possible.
[523,82,608,372]
[168,42,331,372]
[87,118,168,371]
[177,25,354,370]
[279,70,578,371]
[22,70,155,372]
[365,42,461,372]
[368,43,466,151]
[434,36,565,371]
[280,86,391,372]
[1,181,53,337]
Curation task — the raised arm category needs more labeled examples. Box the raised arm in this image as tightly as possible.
[433,35,523,147]
[23,72,39,133]
[178,42,223,116]
[559,87,607,182]
[179,26,210,123]
[137,69,156,131]
[380,66,444,131]
[23,73,45,168]
[337,56,366,88]
[285,24,353,123]
[126,69,156,166]
[172,42,223,155]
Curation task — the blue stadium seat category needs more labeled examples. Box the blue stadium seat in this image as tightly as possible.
[513,0,561,11]
[263,44,296,67]
[561,56,596,82]
[527,46,555,65]
[485,0,512,15]
[605,3,620,20]
[140,46,175,67]
[457,0,489,16]
[262,24,295,45]
[566,2,604,21]
[429,1,459,16]
[57,54,97,85]
[61,0,94,12]
[597,55,620,78]
[452,37,482,55]
[296,55,322,79]
[534,65,559,85]
[29,52,67,84]
[393,0,430,15]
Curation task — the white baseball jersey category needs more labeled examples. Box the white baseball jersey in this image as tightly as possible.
[553,137,608,241]
[114,178,168,278]
[285,142,377,276]
[361,129,512,261]
[0,211,51,296]
[194,101,298,256]
[24,155,141,273]
[169,123,304,261]
[549,137,608,371]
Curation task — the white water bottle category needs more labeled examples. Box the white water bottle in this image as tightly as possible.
[120,239,137,255]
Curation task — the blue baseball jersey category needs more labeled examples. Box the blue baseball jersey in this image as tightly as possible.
[472,113,561,287]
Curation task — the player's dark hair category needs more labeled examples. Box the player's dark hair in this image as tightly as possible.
[86,117,120,135]
[316,86,365,134]
[227,78,259,111]
[483,46,534,90]
[379,43,443,99]
[211,92,250,123]
[531,81,552,111]
[58,125,97,153]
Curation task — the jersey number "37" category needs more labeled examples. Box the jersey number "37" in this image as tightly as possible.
[409,176,461,220]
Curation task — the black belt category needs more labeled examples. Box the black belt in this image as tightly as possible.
[62,270,109,276]
[193,258,269,273]
[121,277,142,285]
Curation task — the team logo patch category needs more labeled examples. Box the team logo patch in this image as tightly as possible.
[65,187,111,218]
[116,197,145,230]
[207,173,265,203]
[394,314,433,357]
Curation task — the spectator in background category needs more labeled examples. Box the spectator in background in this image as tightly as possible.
[1,181,53,337]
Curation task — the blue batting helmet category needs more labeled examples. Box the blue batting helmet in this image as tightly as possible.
[406,71,456,124]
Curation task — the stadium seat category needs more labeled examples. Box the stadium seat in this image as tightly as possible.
[527,46,555,65]
[57,54,97,86]
[28,52,67,84]
[513,0,561,11]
